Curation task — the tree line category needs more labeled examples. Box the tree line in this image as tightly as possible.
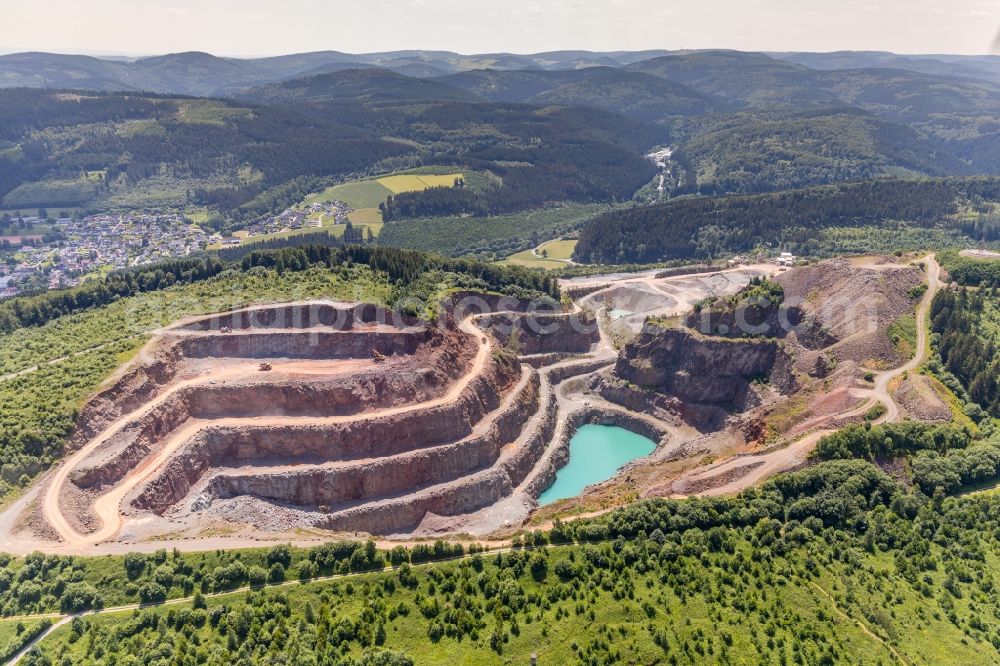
[931,288,1000,417]
[573,178,1000,264]
[0,239,560,336]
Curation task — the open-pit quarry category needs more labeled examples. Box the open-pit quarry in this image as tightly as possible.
[0,255,943,553]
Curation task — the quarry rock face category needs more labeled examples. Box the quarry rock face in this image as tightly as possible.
[130,353,525,515]
[205,370,541,510]
[615,325,796,408]
[476,311,600,355]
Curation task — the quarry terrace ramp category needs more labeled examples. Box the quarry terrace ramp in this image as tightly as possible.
[33,299,604,547]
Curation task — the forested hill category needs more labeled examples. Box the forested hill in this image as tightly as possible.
[668,109,973,196]
[435,67,721,121]
[240,69,478,105]
[0,88,658,216]
[3,49,1000,220]
[625,50,1000,120]
[0,89,406,211]
[573,178,1000,264]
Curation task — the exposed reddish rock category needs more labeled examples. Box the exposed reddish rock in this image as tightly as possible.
[130,353,523,515]
[616,325,796,408]
[476,311,599,355]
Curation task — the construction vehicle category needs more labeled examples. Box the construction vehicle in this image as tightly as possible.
[371,350,386,363]
[258,362,272,371]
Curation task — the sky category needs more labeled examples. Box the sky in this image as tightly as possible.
[2,0,999,57]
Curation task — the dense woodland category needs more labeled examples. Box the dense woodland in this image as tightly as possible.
[362,102,657,220]
[574,178,1000,263]
[0,89,658,224]
[12,451,1000,664]
[939,250,1000,287]
[378,204,603,260]
[668,109,970,197]
[931,288,1000,418]
[0,91,406,210]
[5,48,1000,225]
[0,239,556,336]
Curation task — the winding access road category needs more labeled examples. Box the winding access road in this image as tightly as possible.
[676,255,942,496]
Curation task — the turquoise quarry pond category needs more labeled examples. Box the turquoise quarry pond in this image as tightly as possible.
[538,424,656,505]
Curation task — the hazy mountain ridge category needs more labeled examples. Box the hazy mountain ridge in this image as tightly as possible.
[625,50,1000,119]
[2,47,998,97]
[241,68,479,104]
[0,49,676,96]
[435,67,721,121]
[2,47,1000,211]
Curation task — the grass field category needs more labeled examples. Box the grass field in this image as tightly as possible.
[888,313,917,359]
[378,173,462,194]
[536,239,577,260]
[1,174,101,208]
[248,171,466,245]
[502,250,570,270]
[346,207,384,237]
[502,238,578,270]
[305,172,463,210]
[0,618,50,663]
[306,180,394,209]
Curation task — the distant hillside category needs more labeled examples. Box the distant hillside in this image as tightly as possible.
[4,47,1000,213]
[0,86,658,218]
[241,69,477,104]
[0,89,407,210]
[626,50,1000,122]
[437,67,720,122]
[0,49,678,96]
[771,51,1000,85]
[670,109,971,196]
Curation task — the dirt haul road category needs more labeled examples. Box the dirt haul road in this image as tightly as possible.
[676,255,941,497]
[41,315,493,548]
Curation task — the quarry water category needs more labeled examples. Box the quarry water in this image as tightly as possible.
[538,424,656,505]
[608,309,633,320]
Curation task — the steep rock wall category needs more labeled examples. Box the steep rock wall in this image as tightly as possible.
[175,329,428,360]
[177,303,412,332]
[70,328,476,491]
[67,343,183,451]
[616,325,796,408]
[205,371,541,508]
[316,377,559,535]
[476,312,599,355]
[130,354,522,514]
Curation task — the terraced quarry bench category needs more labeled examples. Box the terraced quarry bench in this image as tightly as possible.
[43,299,617,544]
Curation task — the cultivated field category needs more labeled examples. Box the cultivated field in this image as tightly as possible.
[503,238,579,269]
[378,173,462,193]
[306,172,464,209]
